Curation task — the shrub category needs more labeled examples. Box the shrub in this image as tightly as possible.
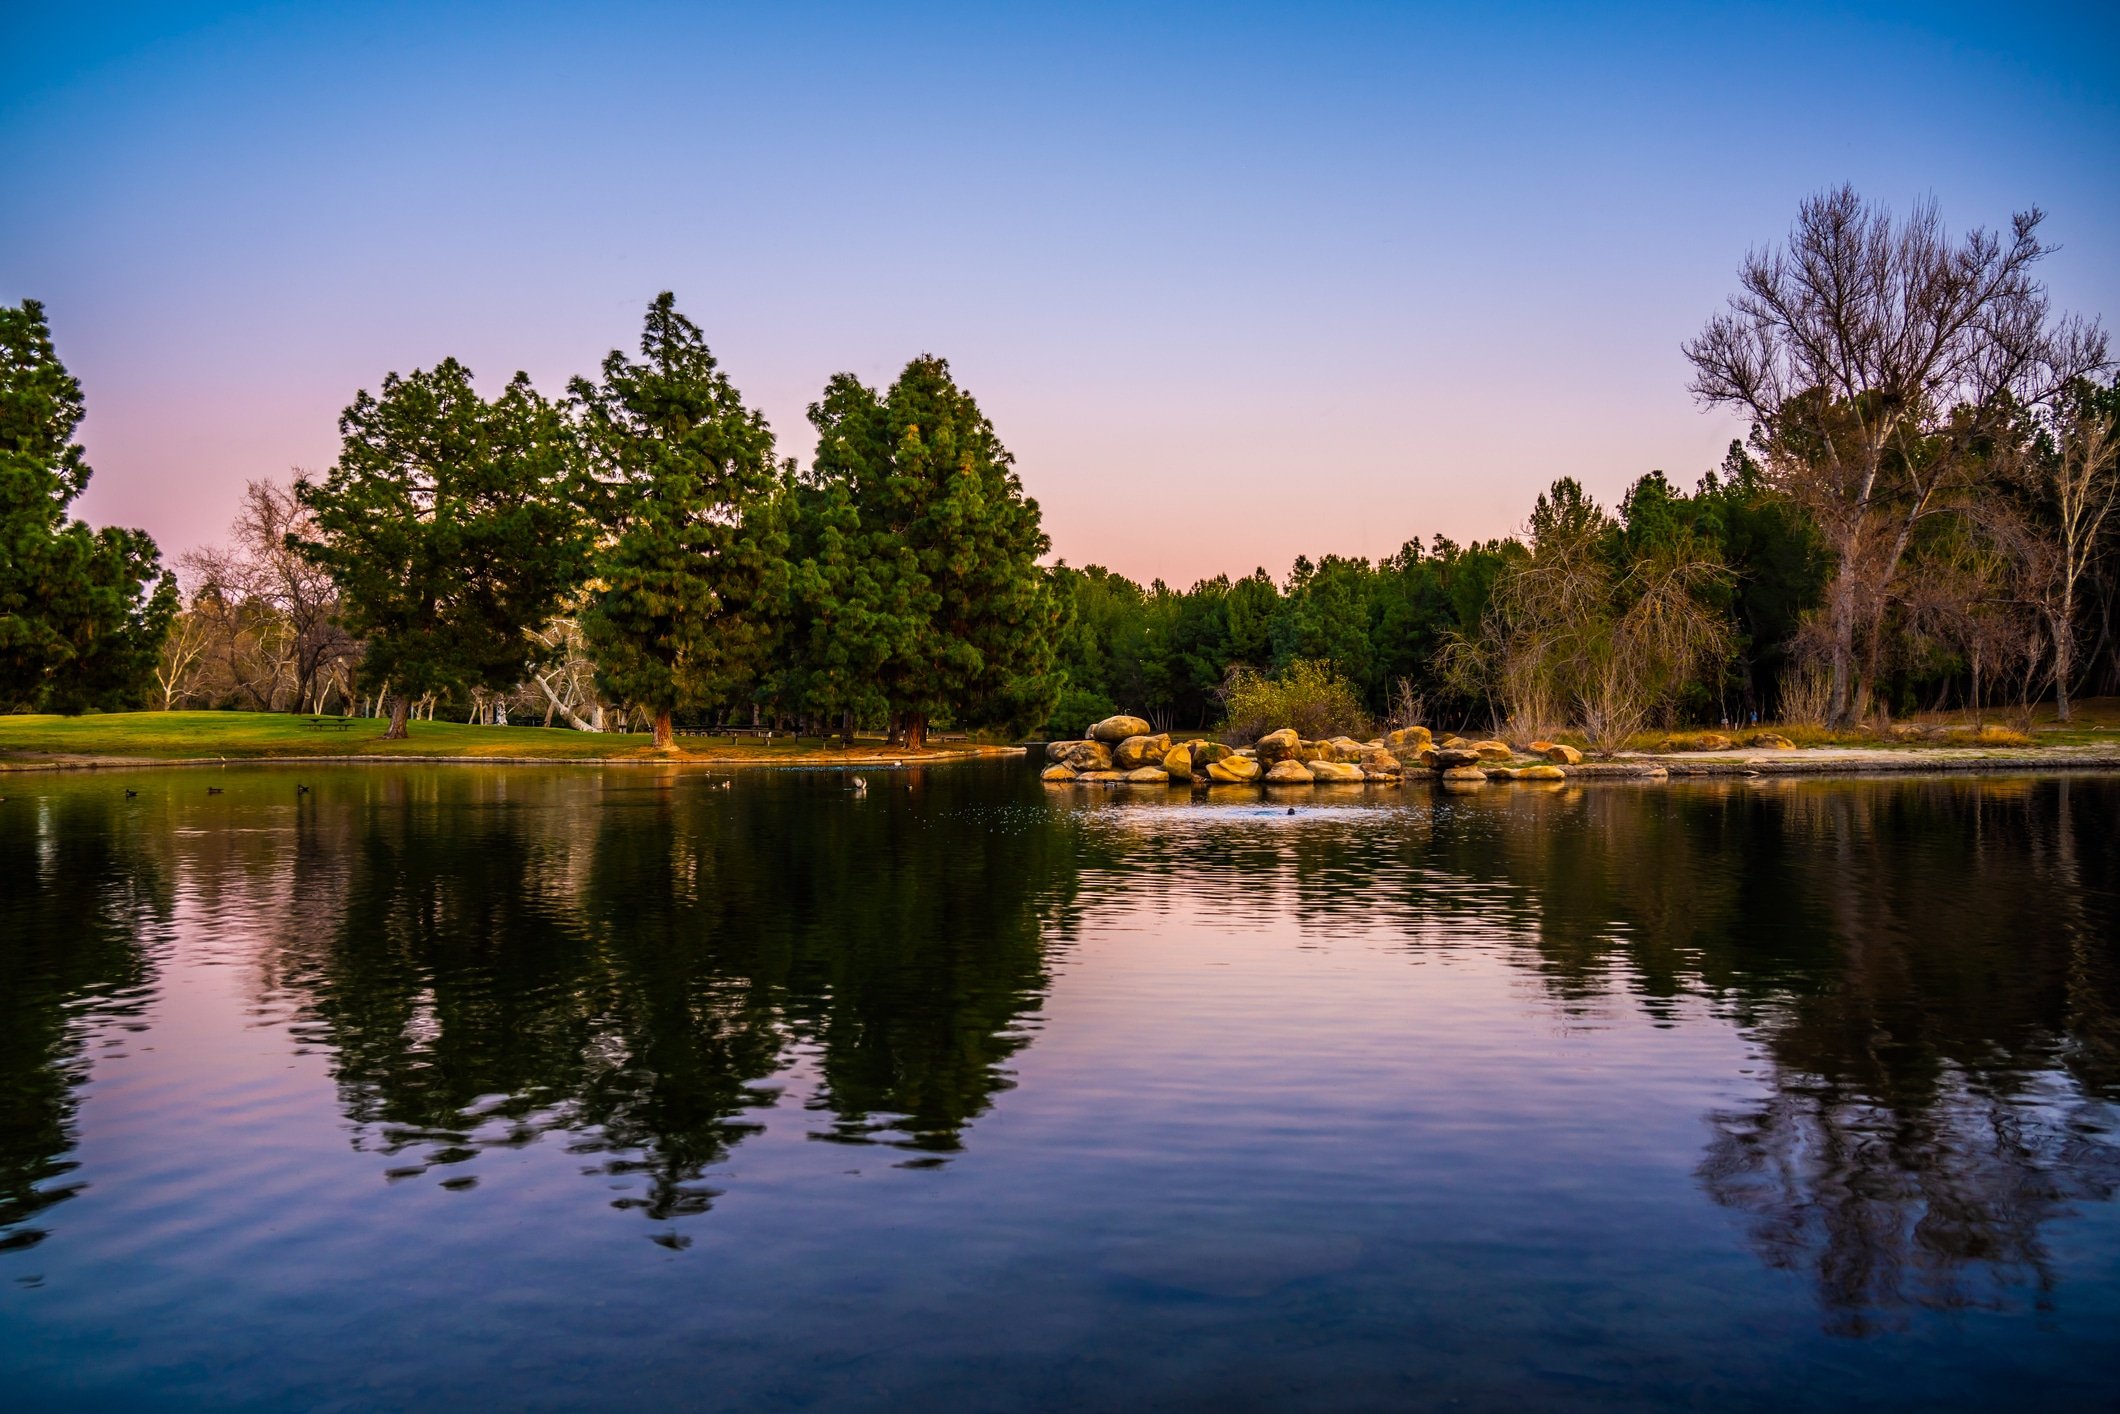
[1220,660,1371,743]
[1046,686,1117,739]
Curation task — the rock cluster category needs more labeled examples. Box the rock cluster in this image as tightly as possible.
[1042,716,1585,790]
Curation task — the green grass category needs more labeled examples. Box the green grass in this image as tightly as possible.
[0,711,975,764]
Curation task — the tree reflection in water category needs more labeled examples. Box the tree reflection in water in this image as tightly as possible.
[0,794,168,1252]
[1064,775,2120,1333]
[266,769,1071,1236]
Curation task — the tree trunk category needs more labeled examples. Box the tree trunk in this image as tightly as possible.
[653,707,675,750]
[2052,596,2074,724]
[902,711,928,750]
[385,694,411,740]
[840,709,855,747]
[1826,559,1857,728]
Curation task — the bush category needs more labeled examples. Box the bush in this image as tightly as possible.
[1046,686,1118,739]
[1220,660,1371,743]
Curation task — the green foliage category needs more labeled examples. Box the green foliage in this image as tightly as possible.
[0,300,175,712]
[293,358,589,730]
[800,356,1058,741]
[1220,659,1371,742]
[575,294,788,738]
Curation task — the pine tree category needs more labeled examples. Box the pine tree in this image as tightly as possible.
[293,360,589,737]
[805,356,1058,746]
[0,299,176,712]
[575,294,787,749]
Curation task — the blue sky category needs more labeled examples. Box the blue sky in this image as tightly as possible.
[5,1,2115,583]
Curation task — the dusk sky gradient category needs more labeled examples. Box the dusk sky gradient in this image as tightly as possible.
[5,1,2116,586]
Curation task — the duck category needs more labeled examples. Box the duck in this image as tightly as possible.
[850,776,869,796]
[296,784,311,795]
[206,786,223,795]
[124,788,139,798]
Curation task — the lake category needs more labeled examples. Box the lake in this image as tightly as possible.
[2,763,2117,1410]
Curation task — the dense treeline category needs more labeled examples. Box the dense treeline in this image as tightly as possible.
[7,189,2116,742]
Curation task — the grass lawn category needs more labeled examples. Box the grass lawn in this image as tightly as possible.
[0,711,1000,765]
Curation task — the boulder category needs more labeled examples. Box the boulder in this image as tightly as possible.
[1358,747,1402,774]
[1161,744,1193,778]
[1747,732,1796,750]
[1416,746,1440,768]
[1234,746,1257,759]
[1114,732,1172,769]
[1513,763,1566,781]
[1264,760,1315,784]
[1529,740,1582,766]
[1088,714,1153,744]
[1688,733,1736,752]
[1439,735,1472,750]
[1385,726,1434,752]
[1440,764,1488,784]
[1322,736,1368,763]
[1047,739,1113,772]
[1207,756,1261,783]
[1361,769,1402,782]
[1482,765,1519,781]
[1123,766,1170,784]
[1431,747,1482,770]
[1039,764,1078,783]
[1076,769,1125,783]
[1471,739,1513,761]
[1190,740,1236,767]
[1309,759,1364,782]
[1255,728,1302,764]
[1295,738,1328,763]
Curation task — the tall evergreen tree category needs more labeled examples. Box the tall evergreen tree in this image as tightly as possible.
[293,359,588,738]
[575,294,786,749]
[0,299,176,712]
[805,357,1058,746]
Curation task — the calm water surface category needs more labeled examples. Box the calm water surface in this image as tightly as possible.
[2,763,2117,1410]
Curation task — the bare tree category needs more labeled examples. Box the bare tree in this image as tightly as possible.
[1685,187,2107,725]
[2002,394,2120,722]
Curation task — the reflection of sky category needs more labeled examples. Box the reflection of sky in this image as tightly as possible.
[5,3,2117,584]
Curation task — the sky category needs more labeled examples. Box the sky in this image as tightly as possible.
[4,1,2116,587]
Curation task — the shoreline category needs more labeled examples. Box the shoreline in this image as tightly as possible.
[0,745,1029,774]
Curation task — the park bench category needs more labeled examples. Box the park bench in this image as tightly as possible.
[303,716,354,731]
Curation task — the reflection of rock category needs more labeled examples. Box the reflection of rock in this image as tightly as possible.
[1039,764,1077,783]
[1206,757,1260,783]
[1255,728,1302,764]
[1265,760,1315,783]
[1530,740,1583,765]
[1114,733,1172,769]
[1088,715,1153,744]
[1309,760,1364,782]
[1047,739,1112,771]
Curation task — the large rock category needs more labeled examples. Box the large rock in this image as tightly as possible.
[1255,728,1302,764]
[1482,765,1519,781]
[1439,735,1473,750]
[1114,732,1172,769]
[1431,747,1482,770]
[1189,740,1235,767]
[1688,732,1736,752]
[1440,764,1488,784]
[1747,732,1796,750]
[1047,739,1113,771]
[1161,744,1193,778]
[1385,726,1434,751]
[1471,739,1513,761]
[1264,760,1315,784]
[1039,763,1078,782]
[1529,740,1582,765]
[1358,747,1401,774]
[1123,766,1170,784]
[1513,763,1566,781]
[1206,756,1260,783]
[1320,736,1368,763]
[1309,759,1364,782]
[1088,714,1153,744]
[1075,769,1125,783]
